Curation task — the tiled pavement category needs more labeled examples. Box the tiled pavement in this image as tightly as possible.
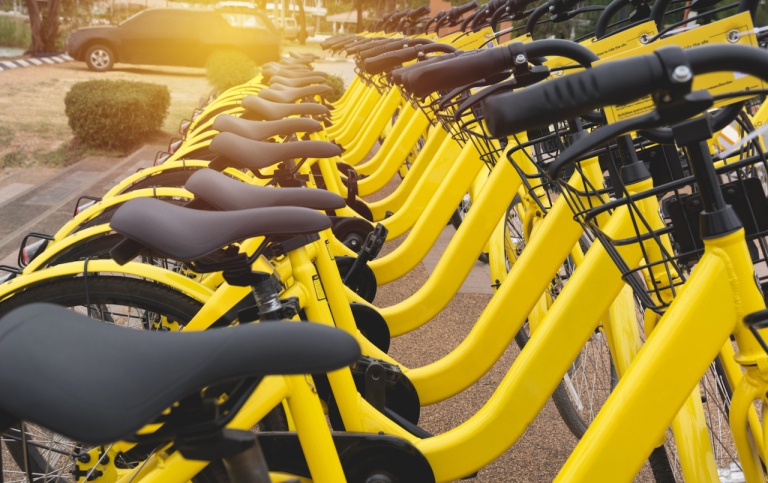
[0,143,164,267]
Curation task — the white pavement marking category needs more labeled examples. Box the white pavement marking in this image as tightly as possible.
[15,59,29,67]
[28,58,43,65]
[51,56,65,63]
[41,57,54,64]
[62,54,73,61]
[0,61,17,68]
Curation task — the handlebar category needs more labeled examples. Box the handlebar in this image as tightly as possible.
[483,44,768,164]
[364,43,458,75]
[346,38,389,55]
[402,38,598,98]
[392,51,465,84]
[525,2,549,34]
[460,6,485,32]
[359,38,433,61]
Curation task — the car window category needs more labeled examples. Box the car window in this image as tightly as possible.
[219,12,266,29]
[119,10,152,27]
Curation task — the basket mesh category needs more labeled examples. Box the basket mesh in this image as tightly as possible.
[551,111,768,313]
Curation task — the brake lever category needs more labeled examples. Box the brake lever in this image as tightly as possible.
[552,5,607,22]
[547,90,714,177]
[453,65,550,121]
[437,71,512,111]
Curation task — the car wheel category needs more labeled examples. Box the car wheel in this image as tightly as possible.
[85,44,114,72]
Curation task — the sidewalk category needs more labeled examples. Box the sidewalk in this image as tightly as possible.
[0,143,164,266]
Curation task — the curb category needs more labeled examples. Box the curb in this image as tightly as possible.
[0,54,73,71]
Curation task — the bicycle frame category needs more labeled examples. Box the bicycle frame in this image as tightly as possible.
[81,374,345,483]
[557,226,768,481]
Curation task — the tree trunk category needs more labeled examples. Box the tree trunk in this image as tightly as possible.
[25,0,44,54]
[43,0,62,51]
[355,0,363,32]
[25,0,62,54]
[297,1,308,44]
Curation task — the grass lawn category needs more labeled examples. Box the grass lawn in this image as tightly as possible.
[0,61,211,169]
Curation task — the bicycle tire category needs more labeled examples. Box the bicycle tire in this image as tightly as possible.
[657,354,749,482]
[0,276,230,483]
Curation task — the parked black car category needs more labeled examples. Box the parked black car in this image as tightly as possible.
[66,8,281,72]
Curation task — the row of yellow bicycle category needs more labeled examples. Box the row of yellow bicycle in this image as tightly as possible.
[1,0,768,481]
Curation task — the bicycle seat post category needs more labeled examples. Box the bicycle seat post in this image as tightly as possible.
[221,432,272,483]
[177,428,272,483]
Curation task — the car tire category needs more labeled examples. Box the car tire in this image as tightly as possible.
[85,44,114,72]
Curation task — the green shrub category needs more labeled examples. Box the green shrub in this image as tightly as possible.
[64,80,170,151]
[0,16,31,49]
[206,50,258,94]
[324,74,345,103]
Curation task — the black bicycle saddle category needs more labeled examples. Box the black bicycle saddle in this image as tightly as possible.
[243,96,330,121]
[209,132,341,172]
[258,85,333,104]
[276,68,328,79]
[212,115,322,141]
[0,303,360,444]
[269,75,327,88]
[110,198,332,261]
[186,169,345,211]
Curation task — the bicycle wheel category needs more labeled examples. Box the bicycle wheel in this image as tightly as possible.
[658,355,750,482]
[0,276,227,482]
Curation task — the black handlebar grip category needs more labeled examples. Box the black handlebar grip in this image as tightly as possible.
[392,50,465,84]
[347,39,384,55]
[403,46,518,98]
[359,39,406,60]
[324,36,355,50]
[411,4,432,19]
[483,53,665,137]
[359,38,433,61]
[365,43,457,75]
[454,0,480,17]
[365,46,419,74]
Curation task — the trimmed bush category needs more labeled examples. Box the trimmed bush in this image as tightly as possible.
[206,50,258,94]
[324,74,345,103]
[64,80,170,151]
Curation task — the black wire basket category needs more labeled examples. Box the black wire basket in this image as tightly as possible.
[554,110,768,313]
[455,99,510,169]
[503,124,576,215]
